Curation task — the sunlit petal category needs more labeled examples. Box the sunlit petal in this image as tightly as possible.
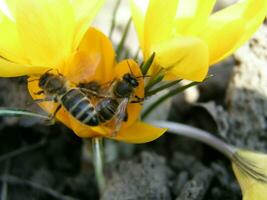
[151,36,209,81]
[130,0,149,51]
[201,0,267,64]
[65,28,115,84]
[144,0,178,56]
[16,0,75,66]
[0,57,49,77]
[174,0,216,35]
[112,121,167,143]
[0,9,25,63]
[71,0,105,49]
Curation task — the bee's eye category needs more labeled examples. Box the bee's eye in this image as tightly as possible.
[130,79,139,87]
[123,73,139,87]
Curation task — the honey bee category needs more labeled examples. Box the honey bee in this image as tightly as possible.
[93,71,144,135]
[36,71,102,126]
[34,66,144,135]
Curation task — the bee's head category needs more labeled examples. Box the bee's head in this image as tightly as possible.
[39,72,67,95]
[38,72,51,89]
[123,73,139,88]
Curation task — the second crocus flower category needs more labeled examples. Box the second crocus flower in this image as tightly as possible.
[130,0,267,81]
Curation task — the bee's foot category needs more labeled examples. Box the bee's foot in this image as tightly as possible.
[44,115,56,125]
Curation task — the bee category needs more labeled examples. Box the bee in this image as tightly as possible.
[93,71,144,135]
[36,71,102,126]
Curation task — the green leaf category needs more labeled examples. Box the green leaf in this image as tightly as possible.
[0,107,49,119]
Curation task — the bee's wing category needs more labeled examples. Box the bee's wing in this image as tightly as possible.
[79,87,109,98]
[111,98,129,136]
[79,79,118,99]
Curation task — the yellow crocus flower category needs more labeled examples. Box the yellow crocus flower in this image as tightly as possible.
[0,0,166,143]
[232,150,267,200]
[130,0,267,81]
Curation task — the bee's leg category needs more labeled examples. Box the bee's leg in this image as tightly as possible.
[27,98,52,106]
[34,90,45,95]
[123,111,128,122]
[135,95,144,101]
[48,104,62,122]
[130,96,144,104]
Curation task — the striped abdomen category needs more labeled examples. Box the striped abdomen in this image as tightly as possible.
[96,98,119,123]
[61,88,100,126]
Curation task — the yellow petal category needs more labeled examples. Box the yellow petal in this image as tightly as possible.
[112,121,167,143]
[232,150,267,200]
[130,0,149,51]
[71,0,105,49]
[65,28,115,84]
[151,37,209,81]
[0,8,26,63]
[201,0,267,65]
[144,0,178,56]
[174,0,216,35]
[0,57,49,77]
[16,0,75,66]
[234,164,267,200]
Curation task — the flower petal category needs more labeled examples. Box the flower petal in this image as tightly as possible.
[65,28,115,84]
[233,163,267,200]
[16,0,75,66]
[71,0,105,49]
[174,0,216,35]
[0,8,26,63]
[144,0,178,56]
[112,121,167,143]
[201,0,267,64]
[151,36,209,81]
[130,0,149,51]
[232,150,267,200]
[0,57,49,77]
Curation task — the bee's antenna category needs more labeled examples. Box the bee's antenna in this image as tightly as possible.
[126,61,134,75]
[28,79,40,83]
[45,68,53,74]
[136,75,151,79]
[56,69,64,76]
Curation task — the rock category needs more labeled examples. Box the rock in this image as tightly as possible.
[0,76,45,127]
[176,168,214,200]
[225,24,267,151]
[102,152,172,200]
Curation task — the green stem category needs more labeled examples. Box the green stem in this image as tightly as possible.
[144,68,166,92]
[140,52,155,76]
[150,121,237,160]
[109,0,121,38]
[146,79,182,97]
[0,108,49,119]
[92,137,106,194]
[142,81,199,119]
[116,18,132,60]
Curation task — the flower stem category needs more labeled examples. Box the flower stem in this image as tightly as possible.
[144,68,166,92]
[146,79,182,97]
[150,121,237,160]
[116,17,132,60]
[92,137,106,194]
[142,81,199,119]
[109,0,121,38]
